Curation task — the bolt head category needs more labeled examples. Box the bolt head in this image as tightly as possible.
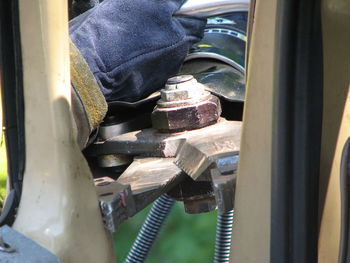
[152,95,222,132]
[160,75,206,103]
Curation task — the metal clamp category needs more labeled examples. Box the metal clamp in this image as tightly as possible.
[211,153,239,214]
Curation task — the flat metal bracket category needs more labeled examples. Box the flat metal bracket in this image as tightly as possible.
[95,158,185,232]
[0,225,60,263]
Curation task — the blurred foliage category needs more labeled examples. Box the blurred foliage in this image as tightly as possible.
[114,202,217,263]
[0,139,7,206]
[0,95,6,206]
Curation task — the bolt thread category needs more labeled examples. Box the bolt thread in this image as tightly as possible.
[213,210,234,263]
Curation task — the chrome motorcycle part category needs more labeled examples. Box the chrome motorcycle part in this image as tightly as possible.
[180,60,245,103]
[176,0,249,18]
[180,12,247,104]
[125,195,175,263]
[185,27,246,72]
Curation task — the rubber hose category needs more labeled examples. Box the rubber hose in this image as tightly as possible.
[214,210,234,263]
[124,194,175,263]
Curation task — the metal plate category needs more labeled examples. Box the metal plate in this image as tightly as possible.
[95,158,185,231]
[0,226,60,263]
[86,119,241,158]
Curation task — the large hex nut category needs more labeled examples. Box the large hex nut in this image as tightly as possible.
[151,95,222,132]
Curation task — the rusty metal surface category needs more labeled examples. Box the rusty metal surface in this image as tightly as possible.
[90,113,241,219]
[95,177,135,232]
[151,75,222,132]
[211,166,236,214]
[168,177,217,214]
[86,118,241,158]
[95,158,185,231]
[152,95,222,132]
[175,124,241,180]
[118,158,185,212]
[183,195,217,214]
[168,152,239,214]
[168,177,213,200]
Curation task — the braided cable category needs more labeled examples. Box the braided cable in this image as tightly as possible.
[124,194,175,263]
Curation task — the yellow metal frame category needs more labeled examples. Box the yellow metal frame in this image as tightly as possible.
[12,1,115,262]
[318,0,350,262]
[232,0,276,262]
[234,0,350,262]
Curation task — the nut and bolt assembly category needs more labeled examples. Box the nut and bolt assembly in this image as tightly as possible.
[152,75,222,132]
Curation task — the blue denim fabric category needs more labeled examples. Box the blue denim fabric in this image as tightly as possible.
[69,0,206,102]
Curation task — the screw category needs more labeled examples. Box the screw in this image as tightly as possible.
[160,75,207,103]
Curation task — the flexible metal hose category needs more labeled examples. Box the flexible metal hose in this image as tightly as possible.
[124,194,175,263]
[214,210,234,263]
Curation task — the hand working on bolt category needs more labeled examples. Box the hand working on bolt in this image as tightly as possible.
[68,0,206,148]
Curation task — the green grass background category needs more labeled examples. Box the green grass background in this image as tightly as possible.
[114,203,217,263]
[0,140,6,205]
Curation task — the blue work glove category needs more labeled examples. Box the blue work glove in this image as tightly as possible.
[69,0,206,102]
[71,0,100,18]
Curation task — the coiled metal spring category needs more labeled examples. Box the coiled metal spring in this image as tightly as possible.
[124,194,175,263]
[214,210,234,263]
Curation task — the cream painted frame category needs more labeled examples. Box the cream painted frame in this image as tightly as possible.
[231,0,276,262]
[318,0,350,262]
[11,1,115,262]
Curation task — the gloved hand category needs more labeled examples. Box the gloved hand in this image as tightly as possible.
[69,0,206,102]
[71,0,99,18]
